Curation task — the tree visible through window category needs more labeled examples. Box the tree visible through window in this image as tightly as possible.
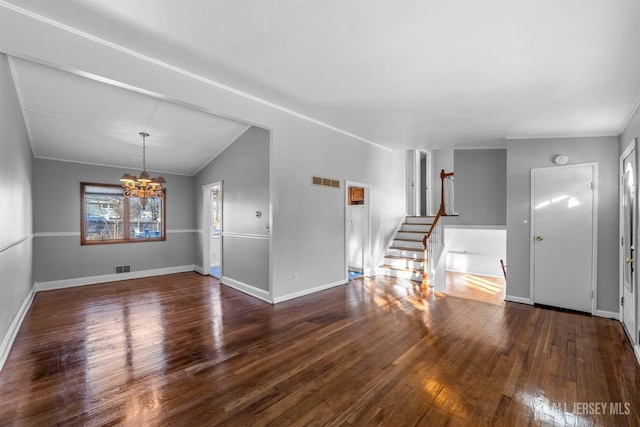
[81,183,166,244]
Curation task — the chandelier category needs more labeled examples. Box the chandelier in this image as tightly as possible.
[120,132,166,208]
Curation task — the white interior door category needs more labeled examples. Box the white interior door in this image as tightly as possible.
[621,145,636,344]
[532,164,596,313]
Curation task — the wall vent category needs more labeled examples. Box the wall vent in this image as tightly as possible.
[115,265,131,274]
[312,176,340,189]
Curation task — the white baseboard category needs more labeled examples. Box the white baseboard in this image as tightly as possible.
[0,285,36,372]
[505,295,532,305]
[221,276,272,303]
[273,280,346,304]
[594,310,620,320]
[193,266,207,275]
[36,265,196,291]
[634,344,640,367]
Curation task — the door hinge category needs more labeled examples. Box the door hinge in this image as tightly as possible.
[591,290,594,299]
[591,182,595,190]
[621,296,624,306]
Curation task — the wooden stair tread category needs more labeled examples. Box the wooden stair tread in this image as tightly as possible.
[389,246,424,252]
[384,255,424,261]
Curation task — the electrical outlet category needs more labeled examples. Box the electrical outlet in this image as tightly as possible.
[293,273,299,280]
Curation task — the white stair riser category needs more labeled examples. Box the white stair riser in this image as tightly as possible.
[387,248,424,259]
[405,217,435,224]
[378,267,422,281]
[393,239,423,250]
[396,231,426,240]
[385,258,424,270]
[400,224,432,233]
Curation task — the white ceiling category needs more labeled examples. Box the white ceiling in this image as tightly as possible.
[4,0,640,167]
[10,57,250,176]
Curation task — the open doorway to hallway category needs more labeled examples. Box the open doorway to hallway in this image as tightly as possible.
[203,181,223,279]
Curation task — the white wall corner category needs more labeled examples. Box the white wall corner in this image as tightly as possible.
[432,244,448,293]
[593,310,620,320]
[0,285,36,372]
[505,295,533,305]
[221,276,272,304]
[193,266,207,275]
[273,280,347,304]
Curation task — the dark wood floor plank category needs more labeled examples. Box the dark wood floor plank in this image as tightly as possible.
[1,272,639,426]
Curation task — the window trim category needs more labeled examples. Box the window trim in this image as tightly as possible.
[80,182,166,245]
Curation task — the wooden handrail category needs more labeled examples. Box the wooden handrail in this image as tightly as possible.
[421,170,454,291]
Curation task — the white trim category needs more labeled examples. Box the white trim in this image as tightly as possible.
[618,95,640,136]
[193,266,207,275]
[273,280,346,304]
[634,345,640,367]
[505,133,618,141]
[33,232,79,238]
[594,310,620,320]
[0,1,390,153]
[0,234,33,253]
[221,276,271,303]
[7,55,35,157]
[222,232,270,240]
[0,286,36,372]
[34,155,193,177]
[35,265,195,291]
[505,295,532,305]
[33,230,197,238]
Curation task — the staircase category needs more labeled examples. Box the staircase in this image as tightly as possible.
[378,169,454,287]
[378,216,435,282]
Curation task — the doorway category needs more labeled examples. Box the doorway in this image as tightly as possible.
[406,150,432,216]
[531,163,597,313]
[621,140,637,346]
[346,182,370,281]
[202,181,223,279]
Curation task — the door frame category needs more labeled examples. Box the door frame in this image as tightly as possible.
[202,181,223,277]
[345,180,371,281]
[529,162,598,314]
[620,139,638,345]
[406,149,432,216]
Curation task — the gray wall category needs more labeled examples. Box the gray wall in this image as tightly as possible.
[0,53,33,349]
[453,149,507,225]
[1,15,406,302]
[506,137,619,312]
[32,159,195,282]
[194,126,270,292]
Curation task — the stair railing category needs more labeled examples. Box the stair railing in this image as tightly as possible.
[421,170,454,290]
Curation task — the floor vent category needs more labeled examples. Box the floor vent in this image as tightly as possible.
[115,265,131,274]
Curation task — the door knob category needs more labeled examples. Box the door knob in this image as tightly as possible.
[626,257,635,264]
[536,236,543,241]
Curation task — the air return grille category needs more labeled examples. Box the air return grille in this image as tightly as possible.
[312,176,340,189]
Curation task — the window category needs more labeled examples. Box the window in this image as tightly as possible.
[81,183,166,244]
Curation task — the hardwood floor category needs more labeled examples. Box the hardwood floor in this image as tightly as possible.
[445,271,506,305]
[1,272,639,426]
